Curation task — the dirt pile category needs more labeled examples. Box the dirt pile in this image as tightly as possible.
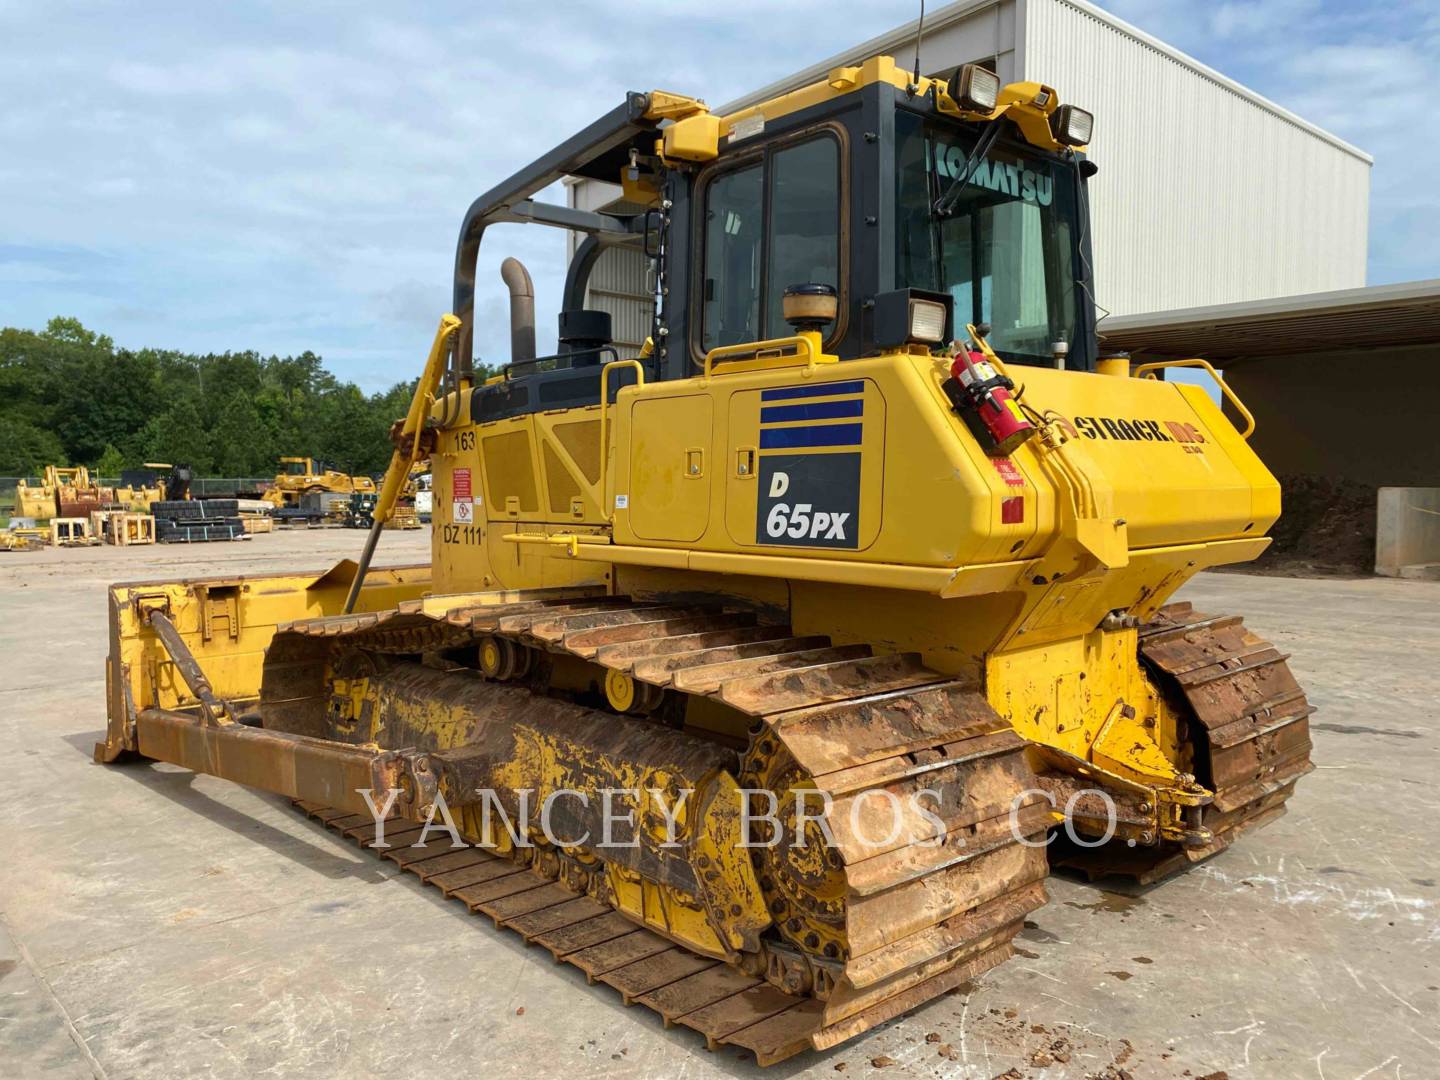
[1244,473,1376,576]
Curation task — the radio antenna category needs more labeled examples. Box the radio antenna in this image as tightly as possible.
[909,0,926,95]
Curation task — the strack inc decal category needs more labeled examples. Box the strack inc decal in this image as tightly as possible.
[1066,415,1208,454]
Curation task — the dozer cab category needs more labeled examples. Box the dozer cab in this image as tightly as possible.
[99,55,1312,1064]
[261,455,377,507]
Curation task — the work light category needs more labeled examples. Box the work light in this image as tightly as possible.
[949,64,1000,112]
[1051,104,1094,146]
[871,288,954,349]
[909,299,948,343]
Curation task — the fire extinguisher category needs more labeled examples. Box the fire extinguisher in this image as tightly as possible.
[942,332,1036,456]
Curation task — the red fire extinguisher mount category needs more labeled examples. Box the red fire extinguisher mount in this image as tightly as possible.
[941,343,1037,457]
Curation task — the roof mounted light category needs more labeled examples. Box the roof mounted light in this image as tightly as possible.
[948,64,1000,113]
[1051,104,1094,147]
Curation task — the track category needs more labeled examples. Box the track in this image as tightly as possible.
[267,589,1051,1063]
[1057,601,1315,883]
[293,798,1015,1065]
[1141,603,1315,847]
[267,593,1312,1056]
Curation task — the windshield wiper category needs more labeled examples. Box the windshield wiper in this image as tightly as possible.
[932,123,1002,218]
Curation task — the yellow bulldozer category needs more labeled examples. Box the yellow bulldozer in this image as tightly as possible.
[98,56,1312,1064]
[261,455,376,507]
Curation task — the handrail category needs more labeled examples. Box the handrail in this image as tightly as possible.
[599,358,646,519]
[500,344,619,381]
[702,333,825,379]
[1133,357,1256,440]
[503,530,613,558]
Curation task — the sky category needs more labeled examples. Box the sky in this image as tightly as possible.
[1,0,1435,391]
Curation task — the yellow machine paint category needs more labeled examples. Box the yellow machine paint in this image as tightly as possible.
[16,464,113,520]
[429,329,1275,830]
[99,53,1313,1063]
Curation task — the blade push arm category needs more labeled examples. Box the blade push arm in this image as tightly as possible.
[343,314,460,614]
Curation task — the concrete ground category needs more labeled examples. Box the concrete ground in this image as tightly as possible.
[0,528,1435,1080]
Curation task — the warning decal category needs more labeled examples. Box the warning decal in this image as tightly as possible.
[991,457,1025,487]
[452,467,474,523]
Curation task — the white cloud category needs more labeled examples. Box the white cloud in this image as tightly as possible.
[0,262,77,284]
[1,0,1434,386]
[0,0,906,384]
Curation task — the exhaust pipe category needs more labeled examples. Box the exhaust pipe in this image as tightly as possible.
[500,257,536,363]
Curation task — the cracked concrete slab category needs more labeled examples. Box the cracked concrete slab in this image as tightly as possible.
[1,529,1436,1078]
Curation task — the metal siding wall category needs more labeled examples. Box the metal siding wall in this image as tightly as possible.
[567,179,650,358]
[1023,0,1370,317]
[586,245,650,357]
[906,0,1019,83]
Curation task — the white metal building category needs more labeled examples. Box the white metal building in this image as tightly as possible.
[570,0,1371,354]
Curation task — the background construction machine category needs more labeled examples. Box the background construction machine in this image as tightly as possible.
[98,55,1312,1064]
[261,455,376,508]
[15,464,113,520]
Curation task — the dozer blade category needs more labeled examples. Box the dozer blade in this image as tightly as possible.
[97,562,433,763]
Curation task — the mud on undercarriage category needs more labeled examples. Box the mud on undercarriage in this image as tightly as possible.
[240,589,1311,1063]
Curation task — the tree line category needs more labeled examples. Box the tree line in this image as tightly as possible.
[0,317,487,478]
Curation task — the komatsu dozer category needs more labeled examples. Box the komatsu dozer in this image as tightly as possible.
[98,55,1313,1064]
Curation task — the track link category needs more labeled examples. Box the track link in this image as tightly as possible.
[1141,602,1315,847]
[294,799,1025,1064]
[1057,602,1315,883]
[271,587,1051,1062]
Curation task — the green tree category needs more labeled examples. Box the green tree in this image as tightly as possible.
[210,390,270,475]
[0,417,67,475]
[2,317,436,483]
[95,443,127,478]
[135,400,215,474]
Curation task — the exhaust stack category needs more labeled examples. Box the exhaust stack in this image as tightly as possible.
[500,257,536,363]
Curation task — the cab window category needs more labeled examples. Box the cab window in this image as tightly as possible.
[699,133,841,354]
[895,112,1079,366]
[701,162,763,350]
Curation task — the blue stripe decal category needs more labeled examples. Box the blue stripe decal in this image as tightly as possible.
[759,423,863,449]
[760,379,865,402]
[760,399,864,424]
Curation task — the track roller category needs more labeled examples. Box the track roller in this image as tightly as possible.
[478,634,532,681]
[605,667,665,714]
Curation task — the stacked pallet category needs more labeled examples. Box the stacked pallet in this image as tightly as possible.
[150,499,250,543]
[106,513,157,546]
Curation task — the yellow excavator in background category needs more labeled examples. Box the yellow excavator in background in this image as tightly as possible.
[97,56,1312,1064]
[261,455,376,508]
